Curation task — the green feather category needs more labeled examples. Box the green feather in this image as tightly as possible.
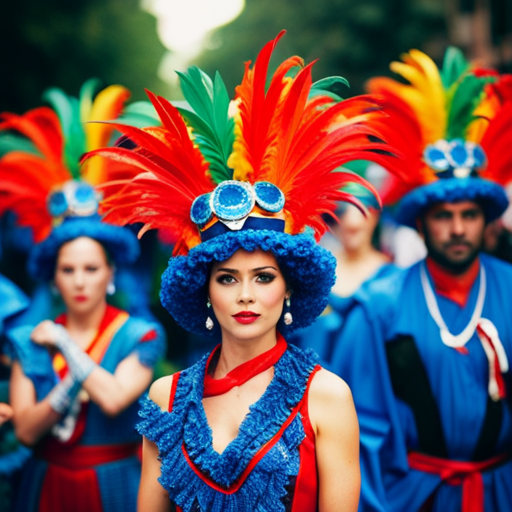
[0,133,39,158]
[441,47,469,90]
[176,66,234,184]
[43,87,85,179]
[446,74,495,140]
[118,101,161,128]
[310,76,349,101]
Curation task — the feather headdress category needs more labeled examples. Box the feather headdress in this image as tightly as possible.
[365,47,512,226]
[0,79,141,241]
[86,31,401,256]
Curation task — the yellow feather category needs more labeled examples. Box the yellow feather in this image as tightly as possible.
[83,85,130,184]
[390,50,446,143]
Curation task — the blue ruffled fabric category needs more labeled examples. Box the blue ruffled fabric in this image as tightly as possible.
[29,215,140,281]
[160,229,336,336]
[137,343,319,512]
[395,177,508,228]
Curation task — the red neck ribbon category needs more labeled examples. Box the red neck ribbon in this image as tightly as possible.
[426,256,480,308]
[203,334,287,398]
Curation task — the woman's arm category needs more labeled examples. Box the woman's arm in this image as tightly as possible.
[137,375,173,512]
[309,368,360,512]
[9,360,63,445]
[31,320,155,417]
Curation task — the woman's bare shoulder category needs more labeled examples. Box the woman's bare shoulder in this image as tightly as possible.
[308,368,357,433]
[148,374,177,411]
[310,368,353,403]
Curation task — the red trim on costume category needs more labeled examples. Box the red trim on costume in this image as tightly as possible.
[182,364,322,495]
[476,324,507,400]
[140,329,158,342]
[168,372,181,413]
[203,334,287,398]
[408,451,509,512]
[426,257,480,308]
[291,365,320,512]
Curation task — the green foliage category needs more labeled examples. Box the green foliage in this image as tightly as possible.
[194,0,447,98]
[1,0,167,113]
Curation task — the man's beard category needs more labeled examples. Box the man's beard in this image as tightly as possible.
[423,232,483,274]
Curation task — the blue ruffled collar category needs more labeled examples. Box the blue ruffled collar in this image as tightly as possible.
[137,343,319,512]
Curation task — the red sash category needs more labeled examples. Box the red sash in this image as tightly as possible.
[408,451,509,512]
[37,442,139,512]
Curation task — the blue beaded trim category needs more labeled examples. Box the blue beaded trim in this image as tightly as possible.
[212,180,255,221]
[190,193,213,226]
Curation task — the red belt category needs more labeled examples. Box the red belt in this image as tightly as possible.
[35,440,140,469]
[408,451,509,512]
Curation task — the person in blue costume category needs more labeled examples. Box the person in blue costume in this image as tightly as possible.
[84,31,403,512]
[0,89,166,512]
[290,165,397,369]
[333,48,512,512]
[0,273,31,511]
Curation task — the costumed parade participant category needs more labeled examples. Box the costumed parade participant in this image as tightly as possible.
[84,31,401,512]
[0,81,166,512]
[333,48,512,511]
[290,162,396,368]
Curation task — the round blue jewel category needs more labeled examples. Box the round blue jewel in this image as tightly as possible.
[69,182,98,216]
[48,190,68,217]
[424,145,449,171]
[212,181,255,221]
[254,182,285,213]
[449,140,468,167]
[190,193,213,226]
[472,144,486,169]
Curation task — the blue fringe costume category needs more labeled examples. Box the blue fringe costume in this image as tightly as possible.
[138,343,320,512]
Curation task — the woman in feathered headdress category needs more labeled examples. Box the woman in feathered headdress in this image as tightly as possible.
[0,80,166,512]
[84,31,400,512]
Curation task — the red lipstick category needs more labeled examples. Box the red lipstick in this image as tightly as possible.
[232,311,260,324]
[74,295,88,302]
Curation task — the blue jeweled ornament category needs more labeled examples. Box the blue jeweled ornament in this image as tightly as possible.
[47,190,68,217]
[424,145,450,171]
[212,180,255,221]
[448,140,468,167]
[71,182,98,216]
[190,193,213,226]
[254,182,285,213]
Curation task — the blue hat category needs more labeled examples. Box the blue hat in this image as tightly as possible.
[160,229,336,336]
[84,32,400,335]
[367,48,512,227]
[29,214,140,281]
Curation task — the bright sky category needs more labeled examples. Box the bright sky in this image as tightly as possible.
[141,0,245,84]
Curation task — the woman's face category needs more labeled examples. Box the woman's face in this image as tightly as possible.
[54,237,113,315]
[332,204,379,253]
[208,249,288,343]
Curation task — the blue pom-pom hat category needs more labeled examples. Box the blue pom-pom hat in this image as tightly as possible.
[83,31,402,335]
[366,48,512,228]
[0,79,142,279]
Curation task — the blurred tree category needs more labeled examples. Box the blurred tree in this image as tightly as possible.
[194,0,448,97]
[1,0,168,113]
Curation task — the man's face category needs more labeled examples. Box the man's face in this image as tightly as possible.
[417,201,485,273]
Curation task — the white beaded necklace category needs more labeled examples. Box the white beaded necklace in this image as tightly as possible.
[420,262,486,348]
